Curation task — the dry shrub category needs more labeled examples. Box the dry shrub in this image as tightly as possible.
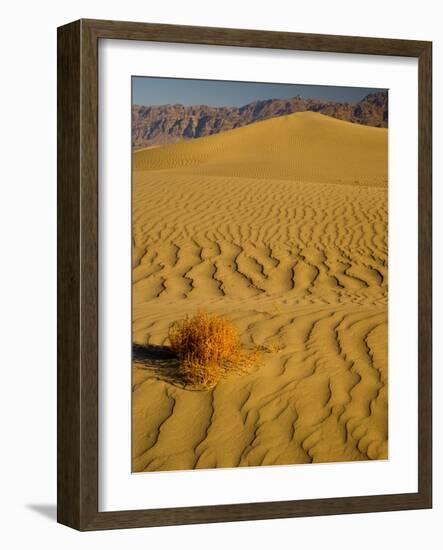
[169,311,259,388]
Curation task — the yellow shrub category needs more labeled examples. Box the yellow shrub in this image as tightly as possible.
[169,311,258,388]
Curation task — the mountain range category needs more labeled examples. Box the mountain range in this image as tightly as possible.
[132,91,387,149]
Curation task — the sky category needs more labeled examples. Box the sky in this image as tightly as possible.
[132,76,386,107]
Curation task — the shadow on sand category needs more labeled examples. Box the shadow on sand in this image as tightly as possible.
[132,343,186,387]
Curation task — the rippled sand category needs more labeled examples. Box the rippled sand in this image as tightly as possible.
[132,112,388,472]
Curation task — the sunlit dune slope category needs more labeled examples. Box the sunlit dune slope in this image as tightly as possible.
[134,111,388,186]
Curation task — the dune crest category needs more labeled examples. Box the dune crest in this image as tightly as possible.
[134,112,388,187]
[132,112,388,472]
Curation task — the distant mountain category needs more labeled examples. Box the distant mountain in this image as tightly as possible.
[132,91,387,149]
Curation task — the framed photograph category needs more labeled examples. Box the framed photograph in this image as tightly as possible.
[57,19,432,530]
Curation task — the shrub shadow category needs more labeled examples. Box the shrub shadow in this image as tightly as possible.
[132,343,186,387]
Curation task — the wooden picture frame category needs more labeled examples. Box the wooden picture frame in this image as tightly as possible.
[57,18,432,530]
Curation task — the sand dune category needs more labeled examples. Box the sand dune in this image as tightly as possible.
[132,112,388,472]
[134,111,388,186]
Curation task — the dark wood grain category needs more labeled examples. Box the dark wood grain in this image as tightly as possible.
[84,18,429,57]
[417,41,432,506]
[57,19,432,531]
[57,20,81,528]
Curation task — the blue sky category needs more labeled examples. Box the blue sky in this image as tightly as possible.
[132,76,386,107]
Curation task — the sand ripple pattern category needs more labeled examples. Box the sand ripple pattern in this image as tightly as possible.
[132,112,388,471]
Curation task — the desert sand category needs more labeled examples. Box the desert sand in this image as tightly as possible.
[132,111,388,472]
